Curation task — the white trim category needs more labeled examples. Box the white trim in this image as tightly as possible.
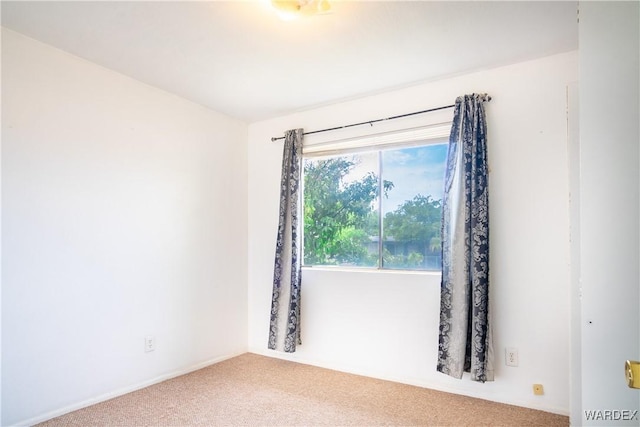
[303,122,451,156]
[13,351,246,427]
[301,265,442,276]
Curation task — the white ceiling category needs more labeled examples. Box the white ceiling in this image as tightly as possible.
[1,1,578,122]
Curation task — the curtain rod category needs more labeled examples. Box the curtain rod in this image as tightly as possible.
[270,104,456,142]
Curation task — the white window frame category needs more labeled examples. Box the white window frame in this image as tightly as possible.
[301,115,452,271]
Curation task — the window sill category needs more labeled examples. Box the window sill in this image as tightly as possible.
[301,265,442,276]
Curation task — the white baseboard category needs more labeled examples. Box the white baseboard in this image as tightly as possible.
[15,351,246,427]
[248,348,570,417]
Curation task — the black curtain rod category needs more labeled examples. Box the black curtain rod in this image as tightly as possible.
[270,104,455,142]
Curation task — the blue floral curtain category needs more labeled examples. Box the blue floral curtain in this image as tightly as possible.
[437,94,493,382]
[268,128,304,353]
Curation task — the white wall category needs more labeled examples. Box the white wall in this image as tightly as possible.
[248,52,578,415]
[567,79,581,424]
[578,2,640,425]
[0,23,4,427]
[1,29,248,426]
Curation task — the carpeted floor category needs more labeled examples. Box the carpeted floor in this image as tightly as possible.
[37,353,569,426]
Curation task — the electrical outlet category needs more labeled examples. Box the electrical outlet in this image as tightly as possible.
[145,336,156,352]
[505,347,518,366]
[533,384,544,395]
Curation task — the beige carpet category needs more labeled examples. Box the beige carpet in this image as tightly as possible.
[38,353,569,426]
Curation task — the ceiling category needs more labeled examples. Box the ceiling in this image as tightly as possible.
[1,1,578,123]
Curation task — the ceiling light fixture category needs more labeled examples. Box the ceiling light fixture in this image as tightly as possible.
[271,0,331,20]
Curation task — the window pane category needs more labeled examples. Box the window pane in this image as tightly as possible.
[303,152,379,267]
[302,140,447,271]
[382,144,447,270]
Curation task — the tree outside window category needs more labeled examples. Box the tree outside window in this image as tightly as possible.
[303,143,447,270]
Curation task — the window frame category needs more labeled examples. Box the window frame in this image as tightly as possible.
[301,122,451,272]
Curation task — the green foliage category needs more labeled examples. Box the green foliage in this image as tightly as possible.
[384,194,441,243]
[303,157,379,266]
[381,248,426,269]
[383,194,442,269]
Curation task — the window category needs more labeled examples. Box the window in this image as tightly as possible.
[302,126,449,271]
